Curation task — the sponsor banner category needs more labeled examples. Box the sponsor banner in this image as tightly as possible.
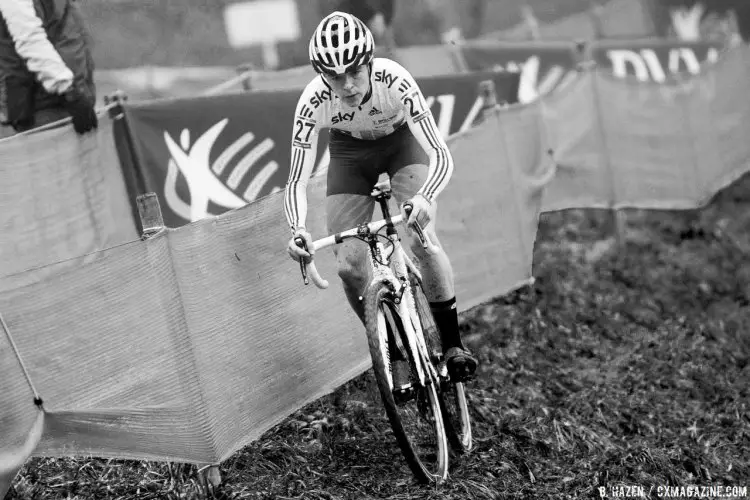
[589,39,722,82]
[460,39,723,103]
[121,71,520,228]
[461,41,580,76]
[460,41,582,104]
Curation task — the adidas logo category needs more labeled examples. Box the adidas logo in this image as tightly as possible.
[369,107,382,116]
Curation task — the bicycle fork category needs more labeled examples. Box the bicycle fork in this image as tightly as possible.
[372,245,436,391]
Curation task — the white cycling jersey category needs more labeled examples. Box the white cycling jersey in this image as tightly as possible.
[284,57,453,233]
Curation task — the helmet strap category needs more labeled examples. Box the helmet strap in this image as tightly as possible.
[319,74,333,91]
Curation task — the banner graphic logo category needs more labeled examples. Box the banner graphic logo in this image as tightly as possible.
[163,118,281,222]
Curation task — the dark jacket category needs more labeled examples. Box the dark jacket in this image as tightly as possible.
[0,0,95,128]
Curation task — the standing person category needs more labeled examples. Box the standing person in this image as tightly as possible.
[0,0,98,139]
[284,12,478,388]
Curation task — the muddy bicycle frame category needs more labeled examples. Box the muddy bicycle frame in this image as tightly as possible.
[296,181,441,392]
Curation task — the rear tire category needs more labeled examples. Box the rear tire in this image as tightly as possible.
[364,280,449,484]
[408,271,473,455]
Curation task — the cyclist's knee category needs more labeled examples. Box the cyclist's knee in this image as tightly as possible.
[336,247,368,286]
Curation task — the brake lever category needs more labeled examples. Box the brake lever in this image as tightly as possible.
[294,237,309,285]
[402,202,440,255]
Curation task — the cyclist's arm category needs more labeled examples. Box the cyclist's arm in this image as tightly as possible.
[397,72,454,202]
[284,91,323,233]
[0,0,74,94]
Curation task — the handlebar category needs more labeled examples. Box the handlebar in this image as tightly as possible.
[296,208,439,289]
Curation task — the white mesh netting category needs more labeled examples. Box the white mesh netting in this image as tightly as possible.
[0,109,548,464]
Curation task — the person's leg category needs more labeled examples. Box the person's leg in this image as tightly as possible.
[326,193,375,323]
[391,163,477,380]
[390,165,455,302]
[325,130,385,323]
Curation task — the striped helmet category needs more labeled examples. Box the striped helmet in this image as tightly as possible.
[309,11,375,76]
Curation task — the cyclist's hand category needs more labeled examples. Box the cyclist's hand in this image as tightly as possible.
[287,229,314,263]
[402,194,433,229]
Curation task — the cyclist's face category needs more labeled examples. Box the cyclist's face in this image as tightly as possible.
[325,65,370,107]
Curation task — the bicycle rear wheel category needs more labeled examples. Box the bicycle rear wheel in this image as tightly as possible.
[364,280,449,484]
[408,271,473,455]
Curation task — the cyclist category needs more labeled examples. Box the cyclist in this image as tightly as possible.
[284,11,477,382]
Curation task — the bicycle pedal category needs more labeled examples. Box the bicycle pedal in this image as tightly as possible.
[452,369,477,384]
[448,365,477,384]
[393,384,416,405]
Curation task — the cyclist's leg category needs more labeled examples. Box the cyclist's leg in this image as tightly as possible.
[390,164,455,303]
[325,131,382,323]
[326,193,375,322]
[386,127,455,304]
[328,191,410,397]
[389,140,478,380]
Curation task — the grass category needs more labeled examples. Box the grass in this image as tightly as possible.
[6,173,749,499]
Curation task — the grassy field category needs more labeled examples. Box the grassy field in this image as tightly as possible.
[6,173,749,499]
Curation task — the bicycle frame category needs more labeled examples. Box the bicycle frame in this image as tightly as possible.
[298,184,441,389]
[367,190,436,390]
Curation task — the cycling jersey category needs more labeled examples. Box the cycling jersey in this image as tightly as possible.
[284,57,453,233]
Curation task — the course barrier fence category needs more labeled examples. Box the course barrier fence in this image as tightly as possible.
[1,41,749,473]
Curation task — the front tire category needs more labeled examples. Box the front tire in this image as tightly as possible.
[364,280,449,484]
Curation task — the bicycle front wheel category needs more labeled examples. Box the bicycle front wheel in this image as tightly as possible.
[364,280,449,484]
[409,271,473,455]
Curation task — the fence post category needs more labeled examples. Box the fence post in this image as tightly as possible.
[135,192,165,240]
[588,61,626,247]
[105,90,153,235]
[447,42,470,74]
[521,3,541,40]
[136,190,216,489]
[588,0,605,39]
[573,40,590,69]
[104,89,128,109]
[470,79,500,128]
[237,63,254,91]
[480,79,498,118]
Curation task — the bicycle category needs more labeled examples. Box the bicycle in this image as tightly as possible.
[294,180,472,484]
